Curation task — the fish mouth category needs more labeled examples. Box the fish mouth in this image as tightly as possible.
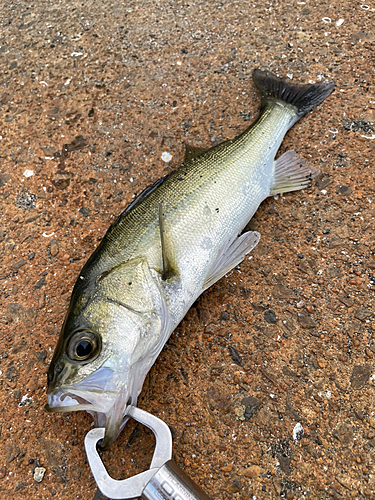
[45,366,134,448]
[46,387,132,449]
[45,389,115,414]
[45,366,119,413]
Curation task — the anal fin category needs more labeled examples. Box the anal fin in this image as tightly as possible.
[269,150,319,196]
[203,231,260,291]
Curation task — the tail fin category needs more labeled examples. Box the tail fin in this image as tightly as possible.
[252,69,334,119]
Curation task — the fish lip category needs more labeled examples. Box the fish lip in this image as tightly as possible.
[46,366,119,412]
[46,387,118,412]
[45,389,92,413]
[45,390,99,413]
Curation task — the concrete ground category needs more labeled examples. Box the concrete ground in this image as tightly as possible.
[0,0,374,498]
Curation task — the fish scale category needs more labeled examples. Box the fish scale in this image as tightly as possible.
[46,68,334,449]
[92,103,292,288]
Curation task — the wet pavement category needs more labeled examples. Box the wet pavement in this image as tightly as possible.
[0,0,374,498]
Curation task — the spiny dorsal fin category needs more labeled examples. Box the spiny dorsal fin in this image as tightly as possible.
[158,203,174,280]
[183,143,208,162]
[107,174,170,236]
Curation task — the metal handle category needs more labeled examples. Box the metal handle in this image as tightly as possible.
[142,459,211,500]
[85,407,211,500]
[85,407,173,499]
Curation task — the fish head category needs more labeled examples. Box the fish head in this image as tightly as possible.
[46,257,170,449]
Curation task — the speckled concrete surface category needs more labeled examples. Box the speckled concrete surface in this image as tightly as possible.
[1,1,374,499]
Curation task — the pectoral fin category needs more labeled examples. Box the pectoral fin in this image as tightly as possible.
[269,150,319,196]
[158,203,175,280]
[203,231,260,291]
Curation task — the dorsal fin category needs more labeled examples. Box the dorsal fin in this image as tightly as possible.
[158,203,175,280]
[183,143,208,162]
[107,174,170,235]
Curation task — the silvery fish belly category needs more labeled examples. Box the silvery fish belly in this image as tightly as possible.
[46,69,334,448]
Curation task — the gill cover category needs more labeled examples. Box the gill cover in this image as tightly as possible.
[97,257,164,317]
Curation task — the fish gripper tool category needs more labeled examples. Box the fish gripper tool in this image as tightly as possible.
[85,406,211,500]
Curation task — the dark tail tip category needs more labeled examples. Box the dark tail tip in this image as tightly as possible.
[252,69,335,118]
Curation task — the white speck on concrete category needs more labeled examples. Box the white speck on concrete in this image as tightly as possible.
[34,467,46,483]
[293,422,304,442]
[336,19,344,26]
[161,151,172,163]
[23,169,34,178]
[18,394,33,407]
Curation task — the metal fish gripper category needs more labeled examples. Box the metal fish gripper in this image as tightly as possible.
[85,406,211,500]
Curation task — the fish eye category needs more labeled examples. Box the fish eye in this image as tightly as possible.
[67,331,100,362]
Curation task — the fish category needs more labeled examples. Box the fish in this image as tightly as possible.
[45,69,334,449]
